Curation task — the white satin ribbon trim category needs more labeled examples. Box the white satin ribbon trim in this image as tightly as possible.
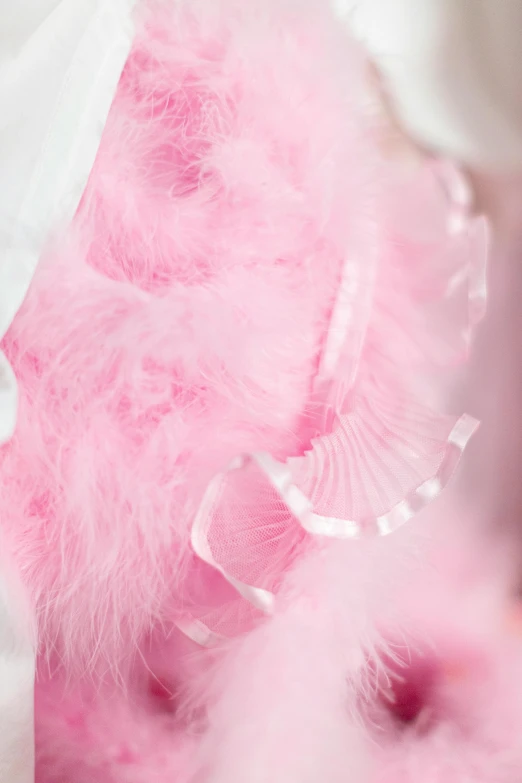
[466,218,489,339]
[256,414,478,539]
[187,410,478,644]
[317,258,362,381]
[174,617,223,649]
[186,199,486,641]
[316,225,378,394]
[191,456,276,614]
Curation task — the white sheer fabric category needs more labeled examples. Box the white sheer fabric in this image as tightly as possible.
[0,0,137,443]
[0,566,35,783]
[334,0,522,172]
[0,2,137,780]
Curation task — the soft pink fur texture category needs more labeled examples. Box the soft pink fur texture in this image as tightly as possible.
[35,681,197,783]
[2,0,368,670]
[0,0,511,781]
[197,499,522,783]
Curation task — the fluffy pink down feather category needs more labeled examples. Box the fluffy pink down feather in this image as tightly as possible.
[197,498,522,783]
[2,0,367,669]
[0,0,507,781]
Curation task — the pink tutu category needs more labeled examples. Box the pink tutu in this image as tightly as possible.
[0,1,508,781]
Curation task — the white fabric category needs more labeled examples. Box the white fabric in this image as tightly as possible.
[334,0,522,172]
[0,568,35,783]
[0,0,137,444]
[0,1,137,780]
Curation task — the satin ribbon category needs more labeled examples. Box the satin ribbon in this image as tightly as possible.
[179,162,488,647]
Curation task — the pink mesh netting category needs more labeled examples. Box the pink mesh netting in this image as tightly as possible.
[178,161,488,644]
[291,378,476,529]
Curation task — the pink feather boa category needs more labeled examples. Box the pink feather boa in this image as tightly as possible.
[1,1,512,781]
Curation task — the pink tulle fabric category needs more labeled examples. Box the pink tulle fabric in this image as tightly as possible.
[0,0,511,781]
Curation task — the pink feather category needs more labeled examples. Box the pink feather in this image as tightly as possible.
[0,0,499,780]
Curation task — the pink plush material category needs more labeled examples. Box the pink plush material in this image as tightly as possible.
[4,0,356,669]
[195,497,522,783]
[0,0,505,781]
